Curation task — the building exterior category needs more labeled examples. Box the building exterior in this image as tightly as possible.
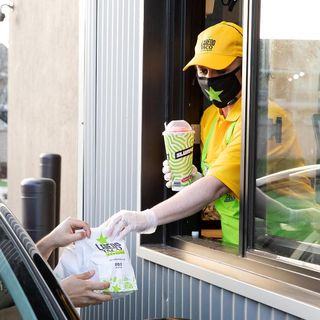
[7,0,79,222]
[7,0,320,319]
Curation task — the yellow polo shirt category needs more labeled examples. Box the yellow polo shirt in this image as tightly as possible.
[200,99,242,199]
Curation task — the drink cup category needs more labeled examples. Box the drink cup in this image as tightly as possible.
[162,120,195,191]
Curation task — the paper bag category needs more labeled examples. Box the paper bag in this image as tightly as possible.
[54,227,138,299]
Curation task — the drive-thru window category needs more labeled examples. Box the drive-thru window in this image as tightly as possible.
[138,0,320,312]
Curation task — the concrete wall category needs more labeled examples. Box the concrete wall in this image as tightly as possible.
[7,0,79,222]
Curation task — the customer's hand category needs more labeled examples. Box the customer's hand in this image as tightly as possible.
[48,217,91,247]
[61,270,112,307]
[162,160,202,188]
[101,209,158,240]
[37,217,91,260]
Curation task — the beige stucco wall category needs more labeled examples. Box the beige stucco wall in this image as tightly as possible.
[7,0,79,223]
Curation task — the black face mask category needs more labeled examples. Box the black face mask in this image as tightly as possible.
[197,66,241,108]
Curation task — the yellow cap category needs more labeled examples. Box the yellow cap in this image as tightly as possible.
[183,21,243,71]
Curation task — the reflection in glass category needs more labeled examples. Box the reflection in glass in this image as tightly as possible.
[254,1,320,265]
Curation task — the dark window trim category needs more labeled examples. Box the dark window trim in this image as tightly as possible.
[239,0,262,254]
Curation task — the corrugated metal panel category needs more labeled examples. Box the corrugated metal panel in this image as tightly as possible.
[80,1,303,319]
[82,0,97,226]
[81,0,141,318]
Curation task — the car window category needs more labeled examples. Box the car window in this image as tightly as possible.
[0,250,37,320]
[0,204,79,320]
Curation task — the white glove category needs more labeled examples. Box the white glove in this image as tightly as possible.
[101,209,158,241]
[162,160,202,189]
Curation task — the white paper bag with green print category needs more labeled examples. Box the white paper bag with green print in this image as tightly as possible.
[163,120,195,191]
[54,227,138,299]
[74,228,138,299]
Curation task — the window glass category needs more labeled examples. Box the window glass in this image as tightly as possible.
[254,0,320,265]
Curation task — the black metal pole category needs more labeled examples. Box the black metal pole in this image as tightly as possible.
[40,153,61,226]
[21,177,56,268]
[40,153,61,267]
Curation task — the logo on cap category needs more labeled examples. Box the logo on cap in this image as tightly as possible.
[201,39,216,52]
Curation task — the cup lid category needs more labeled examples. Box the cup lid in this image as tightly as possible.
[164,120,192,132]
